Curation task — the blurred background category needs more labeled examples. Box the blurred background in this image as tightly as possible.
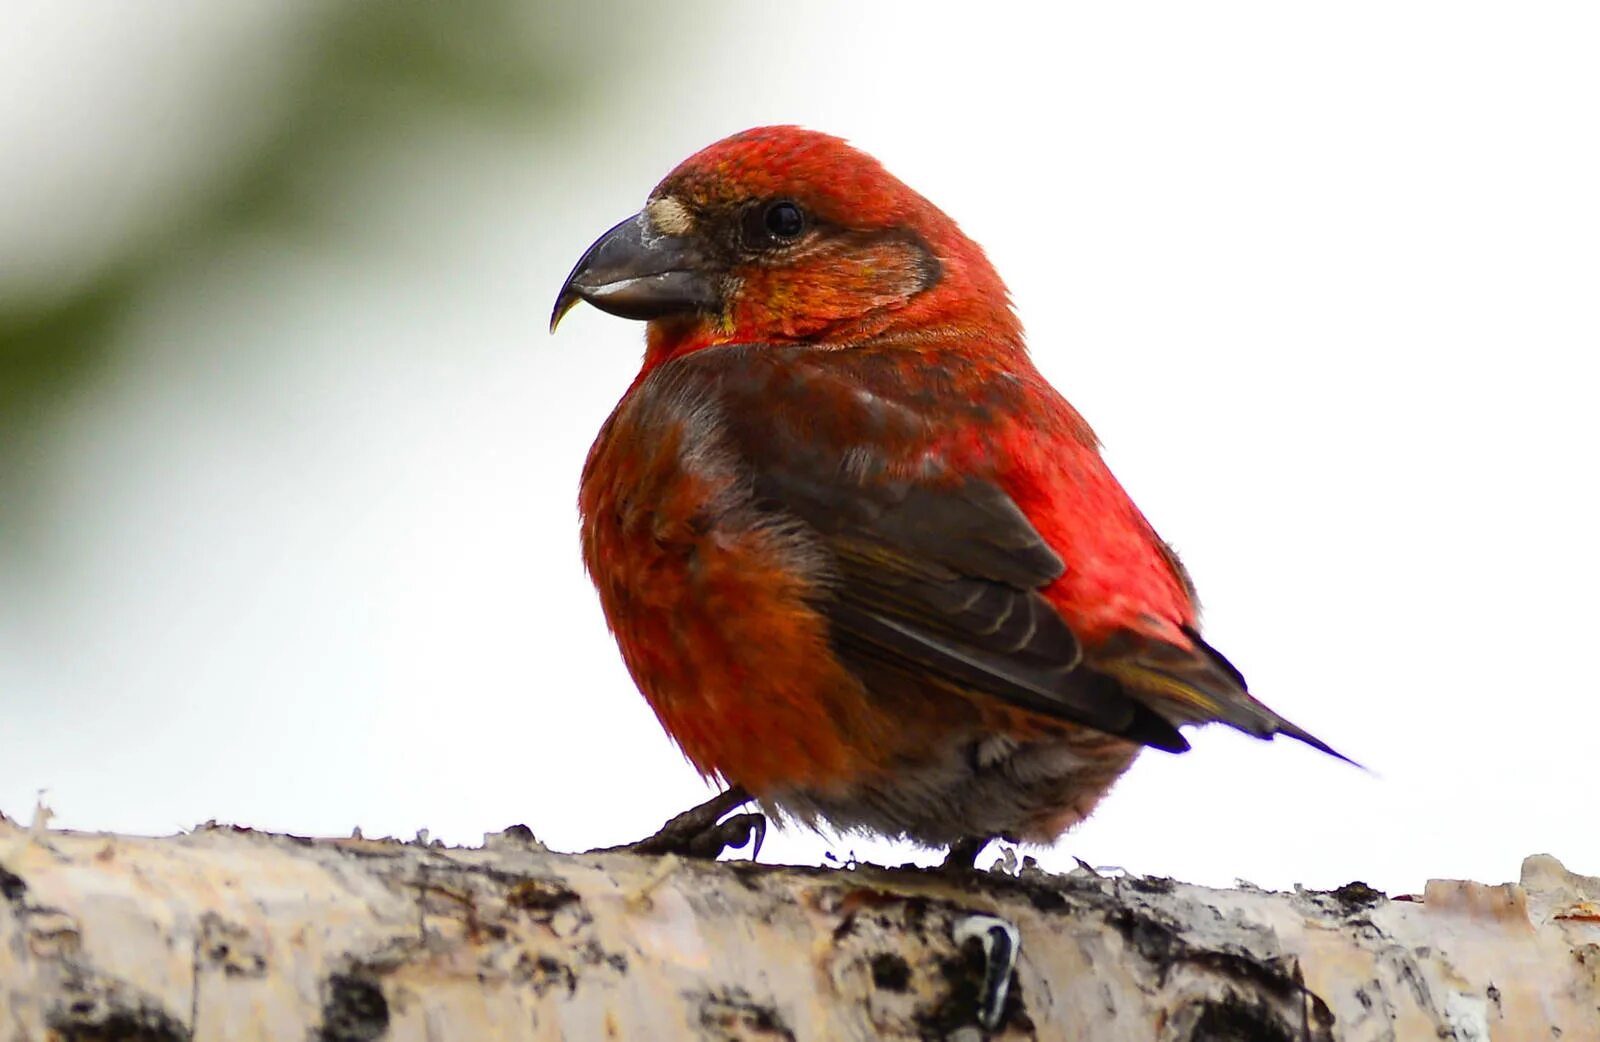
[3,1,1596,893]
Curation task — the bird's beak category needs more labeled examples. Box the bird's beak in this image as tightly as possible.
[550,211,720,333]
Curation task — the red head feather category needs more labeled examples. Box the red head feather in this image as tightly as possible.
[641,126,1021,368]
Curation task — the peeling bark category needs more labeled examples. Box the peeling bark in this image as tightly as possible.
[0,817,1595,1040]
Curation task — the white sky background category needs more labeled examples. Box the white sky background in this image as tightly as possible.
[2,2,1597,894]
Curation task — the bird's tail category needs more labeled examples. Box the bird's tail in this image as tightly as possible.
[1091,623,1362,768]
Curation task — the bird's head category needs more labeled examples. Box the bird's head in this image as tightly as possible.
[552,126,1019,368]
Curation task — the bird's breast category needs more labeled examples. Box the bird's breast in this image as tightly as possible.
[578,377,904,793]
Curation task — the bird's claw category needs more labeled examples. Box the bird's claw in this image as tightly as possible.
[939,835,996,873]
[669,811,765,860]
[592,786,764,860]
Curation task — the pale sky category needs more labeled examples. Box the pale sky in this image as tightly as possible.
[2,2,1597,894]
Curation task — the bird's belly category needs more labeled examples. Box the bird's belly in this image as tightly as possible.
[767,732,1141,848]
[584,498,915,793]
[584,474,1143,840]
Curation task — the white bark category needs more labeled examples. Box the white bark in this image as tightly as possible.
[0,814,1595,1040]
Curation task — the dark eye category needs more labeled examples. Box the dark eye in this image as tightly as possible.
[760,200,806,241]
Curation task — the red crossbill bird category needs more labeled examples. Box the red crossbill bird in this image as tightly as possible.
[552,126,1347,866]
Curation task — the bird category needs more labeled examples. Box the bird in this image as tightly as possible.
[551,125,1348,867]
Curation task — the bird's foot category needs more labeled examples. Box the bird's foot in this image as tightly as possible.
[939,835,997,873]
[592,786,765,860]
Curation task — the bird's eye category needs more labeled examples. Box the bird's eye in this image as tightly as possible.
[760,200,806,241]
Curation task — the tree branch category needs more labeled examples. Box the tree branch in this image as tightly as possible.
[0,816,1594,1040]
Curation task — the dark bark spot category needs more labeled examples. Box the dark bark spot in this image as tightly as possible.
[506,879,580,917]
[1023,885,1068,912]
[1328,880,1386,913]
[1107,906,1186,964]
[0,861,25,903]
[869,952,911,992]
[577,938,628,974]
[1185,994,1298,1042]
[1108,908,1336,1038]
[517,954,577,998]
[49,988,189,1042]
[695,988,795,1041]
[199,912,268,978]
[317,974,389,1042]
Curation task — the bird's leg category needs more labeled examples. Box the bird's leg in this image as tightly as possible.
[940,835,996,872]
[592,785,765,860]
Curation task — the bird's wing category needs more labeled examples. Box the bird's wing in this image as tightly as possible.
[751,463,1193,753]
[766,464,1357,761]
[700,344,1347,761]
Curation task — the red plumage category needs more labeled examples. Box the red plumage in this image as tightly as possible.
[555,126,1343,851]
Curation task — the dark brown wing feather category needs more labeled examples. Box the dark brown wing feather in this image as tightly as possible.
[753,468,1191,752]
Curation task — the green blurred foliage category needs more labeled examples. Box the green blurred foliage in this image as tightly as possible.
[0,0,660,532]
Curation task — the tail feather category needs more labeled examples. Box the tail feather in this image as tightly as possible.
[1094,624,1361,768]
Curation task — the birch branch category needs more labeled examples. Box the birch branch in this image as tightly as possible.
[0,815,1595,1040]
